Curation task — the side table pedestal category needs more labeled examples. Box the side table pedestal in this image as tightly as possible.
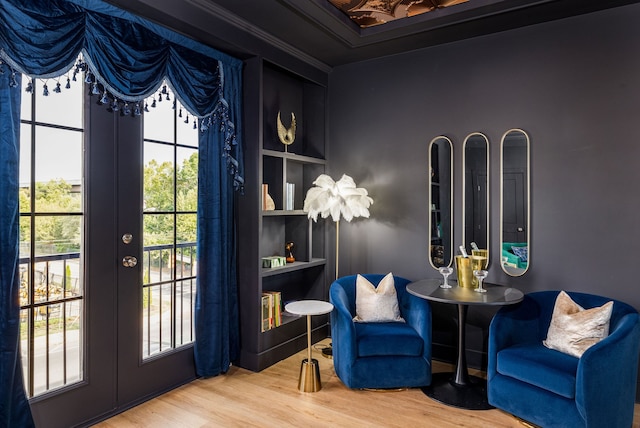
[298,358,322,392]
[284,300,334,393]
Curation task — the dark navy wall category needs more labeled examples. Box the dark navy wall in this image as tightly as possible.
[327,3,640,367]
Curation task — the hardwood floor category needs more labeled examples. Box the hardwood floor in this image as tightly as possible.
[95,339,640,427]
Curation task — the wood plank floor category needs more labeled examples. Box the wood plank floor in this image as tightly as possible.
[95,339,640,427]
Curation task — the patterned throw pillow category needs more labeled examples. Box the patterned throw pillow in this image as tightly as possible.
[353,272,405,323]
[511,245,528,262]
[543,291,613,357]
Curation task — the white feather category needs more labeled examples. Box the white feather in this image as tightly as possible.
[303,174,373,222]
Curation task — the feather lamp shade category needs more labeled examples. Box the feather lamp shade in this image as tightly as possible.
[303,174,373,223]
[304,174,373,281]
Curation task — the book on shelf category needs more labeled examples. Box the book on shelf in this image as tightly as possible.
[261,294,271,332]
[261,291,282,332]
[262,184,268,211]
[285,182,295,210]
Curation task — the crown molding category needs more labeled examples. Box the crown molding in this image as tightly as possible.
[183,0,332,73]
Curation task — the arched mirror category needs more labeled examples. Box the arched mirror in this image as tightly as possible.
[429,136,453,269]
[462,132,489,265]
[500,129,530,276]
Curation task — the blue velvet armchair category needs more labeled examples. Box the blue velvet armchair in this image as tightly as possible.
[488,290,640,428]
[329,274,432,389]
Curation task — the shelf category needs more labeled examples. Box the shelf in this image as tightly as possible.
[263,149,326,165]
[261,258,326,277]
[262,210,308,216]
[268,312,298,329]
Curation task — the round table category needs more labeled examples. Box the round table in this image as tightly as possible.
[284,300,334,392]
[407,278,523,410]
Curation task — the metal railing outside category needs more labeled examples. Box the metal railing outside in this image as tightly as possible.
[19,241,197,398]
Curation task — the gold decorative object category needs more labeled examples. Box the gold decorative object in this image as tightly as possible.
[471,249,488,269]
[276,111,296,152]
[262,184,275,210]
[455,255,473,288]
[285,241,295,263]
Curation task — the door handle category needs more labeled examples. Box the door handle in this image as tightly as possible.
[122,256,138,268]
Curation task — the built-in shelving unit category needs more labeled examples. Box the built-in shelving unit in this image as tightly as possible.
[238,57,328,371]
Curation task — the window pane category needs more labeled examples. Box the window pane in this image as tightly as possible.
[176,279,195,346]
[175,236,196,281]
[144,142,175,212]
[143,94,173,142]
[177,115,198,148]
[19,124,32,213]
[176,213,196,245]
[21,79,32,121]
[176,148,197,212]
[34,78,83,128]
[143,283,173,358]
[34,216,82,256]
[34,126,83,182]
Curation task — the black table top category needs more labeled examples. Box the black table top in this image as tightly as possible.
[407,278,524,306]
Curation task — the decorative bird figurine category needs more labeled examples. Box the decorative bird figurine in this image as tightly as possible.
[277,111,296,152]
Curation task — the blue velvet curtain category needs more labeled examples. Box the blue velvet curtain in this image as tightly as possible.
[0,64,34,428]
[0,0,243,424]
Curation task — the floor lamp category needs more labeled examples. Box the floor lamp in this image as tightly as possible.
[303,174,373,356]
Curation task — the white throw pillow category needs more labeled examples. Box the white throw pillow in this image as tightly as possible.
[353,272,405,323]
[543,291,613,358]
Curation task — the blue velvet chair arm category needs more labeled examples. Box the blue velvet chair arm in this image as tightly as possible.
[329,283,357,375]
[575,312,640,427]
[488,295,543,379]
[401,293,432,359]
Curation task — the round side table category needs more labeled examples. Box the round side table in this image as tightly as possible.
[284,300,334,392]
[406,279,523,410]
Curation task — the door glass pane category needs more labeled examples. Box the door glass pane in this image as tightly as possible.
[142,81,198,360]
[34,127,83,211]
[144,142,175,212]
[176,147,198,212]
[19,77,84,398]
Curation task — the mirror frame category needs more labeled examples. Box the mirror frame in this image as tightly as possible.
[500,128,531,276]
[462,132,489,265]
[428,136,454,270]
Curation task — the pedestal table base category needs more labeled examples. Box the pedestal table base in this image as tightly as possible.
[421,372,493,410]
[298,358,322,392]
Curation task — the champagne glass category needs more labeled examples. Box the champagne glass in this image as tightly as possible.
[438,266,453,289]
[473,269,488,293]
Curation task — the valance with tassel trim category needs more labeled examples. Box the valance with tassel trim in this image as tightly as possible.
[0,0,243,188]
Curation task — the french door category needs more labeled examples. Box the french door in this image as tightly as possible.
[21,76,198,427]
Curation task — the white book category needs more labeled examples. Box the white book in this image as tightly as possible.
[285,182,295,210]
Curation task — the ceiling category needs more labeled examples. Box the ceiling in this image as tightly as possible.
[107,0,640,71]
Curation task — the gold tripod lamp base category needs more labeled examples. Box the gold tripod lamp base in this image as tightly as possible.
[298,358,322,392]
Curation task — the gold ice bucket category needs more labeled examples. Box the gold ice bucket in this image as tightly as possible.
[455,256,473,288]
[456,255,488,288]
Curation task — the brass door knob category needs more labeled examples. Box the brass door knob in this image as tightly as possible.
[122,256,138,268]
